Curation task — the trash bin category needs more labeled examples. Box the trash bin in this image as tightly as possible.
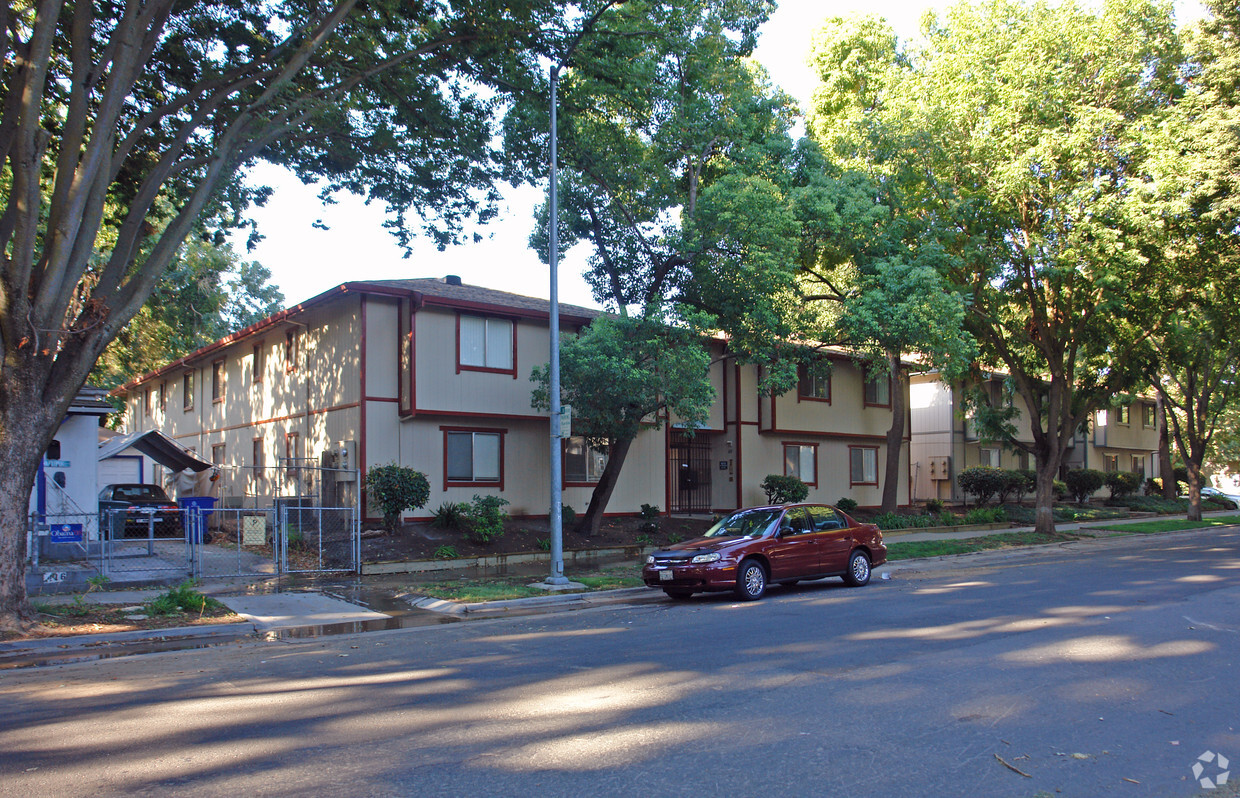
[178,496,217,543]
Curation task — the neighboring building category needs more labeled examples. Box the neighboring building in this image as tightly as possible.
[29,386,114,521]
[910,372,1162,503]
[114,277,910,521]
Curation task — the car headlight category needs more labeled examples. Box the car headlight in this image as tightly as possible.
[645,555,655,564]
[691,552,721,564]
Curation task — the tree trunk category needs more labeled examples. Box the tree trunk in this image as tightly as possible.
[879,352,904,514]
[1185,463,1203,522]
[1156,394,1176,500]
[1033,454,1060,535]
[579,436,635,538]
[0,381,64,632]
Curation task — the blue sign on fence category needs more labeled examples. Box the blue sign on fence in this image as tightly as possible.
[49,523,83,543]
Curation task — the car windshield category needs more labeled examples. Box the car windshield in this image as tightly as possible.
[702,508,781,539]
[114,486,169,502]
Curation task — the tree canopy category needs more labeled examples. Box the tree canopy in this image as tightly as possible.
[807,0,1185,531]
[0,0,594,630]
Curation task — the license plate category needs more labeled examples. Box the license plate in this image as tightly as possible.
[659,569,673,581]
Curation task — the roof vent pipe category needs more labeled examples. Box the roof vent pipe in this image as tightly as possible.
[444,275,462,286]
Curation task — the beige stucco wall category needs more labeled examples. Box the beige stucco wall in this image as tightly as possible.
[120,298,363,503]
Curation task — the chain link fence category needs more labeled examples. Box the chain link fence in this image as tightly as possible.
[26,463,361,582]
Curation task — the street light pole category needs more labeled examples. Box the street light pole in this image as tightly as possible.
[546,62,568,585]
[545,0,627,588]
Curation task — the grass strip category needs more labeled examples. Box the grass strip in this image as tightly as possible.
[885,530,1086,561]
[1084,516,1240,535]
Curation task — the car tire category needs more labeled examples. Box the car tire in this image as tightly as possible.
[664,589,694,600]
[843,549,871,587]
[735,559,767,601]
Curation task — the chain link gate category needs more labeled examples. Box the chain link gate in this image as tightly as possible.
[280,505,359,574]
[191,506,280,579]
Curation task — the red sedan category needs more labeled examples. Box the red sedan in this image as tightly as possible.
[642,503,887,601]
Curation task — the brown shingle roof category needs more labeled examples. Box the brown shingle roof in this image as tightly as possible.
[360,277,601,320]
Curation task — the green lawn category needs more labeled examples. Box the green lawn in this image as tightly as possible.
[885,530,1087,560]
[409,565,643,603]
[1084,515,1240,535]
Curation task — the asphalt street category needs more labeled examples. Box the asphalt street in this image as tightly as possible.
[2,529,1239,797]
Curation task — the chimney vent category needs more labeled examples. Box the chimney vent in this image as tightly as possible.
[444,275,462,286]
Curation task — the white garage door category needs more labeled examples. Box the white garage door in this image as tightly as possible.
[98,455,143,487]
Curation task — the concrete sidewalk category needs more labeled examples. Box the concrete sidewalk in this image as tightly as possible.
[5,509,1237,669]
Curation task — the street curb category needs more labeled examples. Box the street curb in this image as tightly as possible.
[411,586,662,618]
[7,522,1237,669]
[0,621,260,670]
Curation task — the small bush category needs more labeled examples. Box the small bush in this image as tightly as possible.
[561,504,577,527]
[938,510,958,526]
[433,544,459,559]
[463,494,509,544]
[145,582,222,616]
[1053,479,1068,499]
[761,474,809,504]
[640,503,661,519]
[636,533,656,547]
[958,466,1008,506]
[1064,469,1106,504]
[925,498,944,514]
[366,464,430,532]
[963,507,1007,525]
[537,537,551,551]
[995,470,1028,504]
[431,502,468,529]
[1105,471,1142,498]
[836,497,858,513]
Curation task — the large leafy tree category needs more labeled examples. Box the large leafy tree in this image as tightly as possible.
[513,0,810,530]
[798,36,976,511]
[531,312,714,536]
[0,0,585,630]
[809,1,1184,532]
[1131,0,1240,519]
[92,239,284,397]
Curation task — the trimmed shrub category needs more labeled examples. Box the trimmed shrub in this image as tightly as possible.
[639,503,661,519]
[1053,479,1068,500]
[963,507,1007,525]
[958,466,1008,506]
[1104,471,1142,498]
[366,464,430,531]
[836,497,858,513]
[995,470,1027,504]
[1064,468,1106,504]
[561,504,577,527]
[463,495,509,544]
[873,512,939,530]
[925,498,944,514]
[761,474,809,504]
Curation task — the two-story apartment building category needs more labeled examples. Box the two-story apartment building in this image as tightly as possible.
[116,277,909,521]
[910,372,1162,503]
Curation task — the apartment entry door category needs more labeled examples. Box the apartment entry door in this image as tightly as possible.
[669,431,712,513]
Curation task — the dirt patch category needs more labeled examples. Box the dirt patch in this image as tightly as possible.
[362,514,715,564]
[2,603,242,643]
